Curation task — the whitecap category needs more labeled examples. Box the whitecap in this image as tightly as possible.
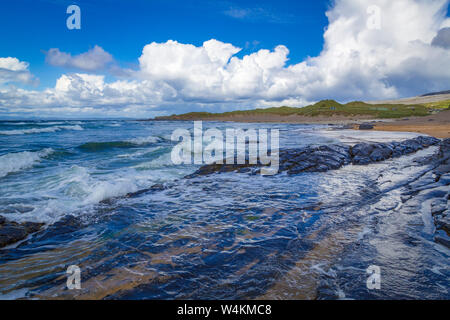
[0,148,54,178]
[127,136,162,145]
[0,125,83,135]
[0,122,28,126]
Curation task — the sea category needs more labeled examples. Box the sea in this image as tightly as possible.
[0,119,448,299]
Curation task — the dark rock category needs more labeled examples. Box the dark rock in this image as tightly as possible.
[398,139,449,247]
[369,144,393,162]
[238,167,252,173]
[125,183,167,198]
[22,221,45,234]
[431,199,447,216]
[415,136,440,147]
[429,139,450,243]
[435,214,450,234]
[435,234,450,248]
[47,215,79,234]
[401,195,412,203]
[186,136,440,178]
[0,224,28,247]
[31,215,81,244]
[435,165,450,177]
[0,219,44,248]
[359,123,374,130]
[0,216,5,225]
[351,143,374,164]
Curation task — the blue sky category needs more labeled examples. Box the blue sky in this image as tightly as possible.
[0,0,449,118]
[0,0,329,88]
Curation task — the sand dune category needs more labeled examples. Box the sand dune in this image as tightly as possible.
[367,93,450,105]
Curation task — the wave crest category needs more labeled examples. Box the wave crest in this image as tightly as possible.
[78,136,165,152]
[0,125,83,135]
[0,148,54,178]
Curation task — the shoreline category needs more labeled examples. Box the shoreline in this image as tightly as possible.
[370,110,450,139]
[153,110,450,139]
[372,124,449,139]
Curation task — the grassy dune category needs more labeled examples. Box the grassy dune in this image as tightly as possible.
[423,99,450,110]
[154,99,430,120]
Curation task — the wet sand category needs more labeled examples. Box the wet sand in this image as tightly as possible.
[372,110,450,138]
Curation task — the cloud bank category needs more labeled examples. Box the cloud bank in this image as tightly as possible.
[1,0,449,118]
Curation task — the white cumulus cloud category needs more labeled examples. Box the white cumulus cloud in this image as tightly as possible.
[0,0,449,118]
[0,57,35,86]
[45,45,114,71]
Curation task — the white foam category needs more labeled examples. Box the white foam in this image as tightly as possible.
[1,122,28,125]
[36,122,64,126]
[134,152,173,169]
[117,146,164,159]
[0,125,83,135]
[4,162,183,223]
[0,148,54,178]
[127,136,162,145]
[54,166,140,205]
[82,179,139,204]
[316,129,421,145]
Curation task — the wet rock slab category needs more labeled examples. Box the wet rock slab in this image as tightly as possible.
[430,139,450,240]
[0,217,44,248]
[187,136,440,178]
[401,138,450,247]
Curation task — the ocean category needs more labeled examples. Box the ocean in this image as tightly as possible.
[0,120,448,299]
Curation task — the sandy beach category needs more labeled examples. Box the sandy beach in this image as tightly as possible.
[371,110,450,138]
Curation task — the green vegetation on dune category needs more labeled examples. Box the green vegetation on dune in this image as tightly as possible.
[155,99,431,120]
[297,100,428,118]
[422,99,450,110]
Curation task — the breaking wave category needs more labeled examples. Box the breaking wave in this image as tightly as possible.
[0,148,54,178]
[0,125,83,135]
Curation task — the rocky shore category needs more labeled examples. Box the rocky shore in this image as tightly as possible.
[410,138,450,247]
[185,136,450,247]
[186,136,441,177]
[1,136,448,250]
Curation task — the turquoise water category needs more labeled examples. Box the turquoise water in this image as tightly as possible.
[0,120,448,299]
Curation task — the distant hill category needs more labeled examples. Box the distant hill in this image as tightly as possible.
[153,99,431,121]
[367,93,450,107]
[421,90,450,97]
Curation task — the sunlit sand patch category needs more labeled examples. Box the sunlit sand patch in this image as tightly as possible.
[0,239,102,296]
[32,241,204,299]
[257,226,363,300]
[221,227,280,252]
[233,259,260,278]
[147,245,203,267]
[35,263,166,300]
